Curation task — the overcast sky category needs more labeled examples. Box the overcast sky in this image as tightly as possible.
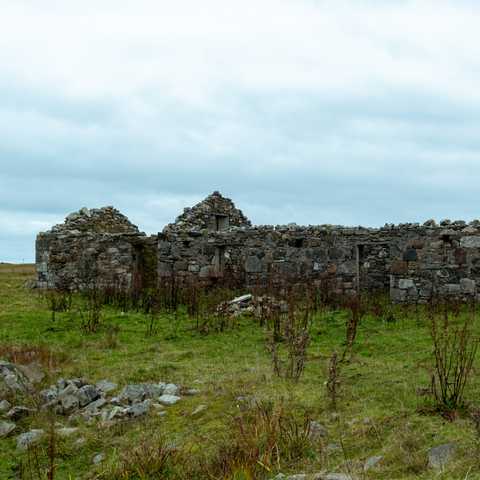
[1,0,480,262]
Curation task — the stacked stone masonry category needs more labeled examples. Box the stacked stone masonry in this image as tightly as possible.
[36,192,480,302]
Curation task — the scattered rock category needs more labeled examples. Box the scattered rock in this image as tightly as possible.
[428,443,457,470]
[158,394,180,406]
[6,406,33,421]
[92,452,105,465]
[0,399,11,412]
[60,394,80,414]
[163,383,179,396]
[364,455,383,471]
[84,397,107,412]
[17,363,44,384]
[126,399,151,418]
[17,429,44,451]
[96,380,117,394]
[0,420,16,438]
[77,385,100,407]
[0,360,32,396]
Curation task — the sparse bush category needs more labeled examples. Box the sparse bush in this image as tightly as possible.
[341,295,365,362]
[43,289,72,322]
[267,306,310,382]
[326,351,340,410]
[78,287,103,333]
[429,307,479,415]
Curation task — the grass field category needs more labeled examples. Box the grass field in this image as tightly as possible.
[1,264,480,479]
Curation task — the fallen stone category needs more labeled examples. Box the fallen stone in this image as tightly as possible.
[83,397,107,415]
[6,406,33,421]
[104,406,127,422]
[163,383,179,396]
[40,387,58,404]
[76,385,100,407]
[428,443,456,470]
[118,384,146,404]
[60,394,80,414]
[0,420,16,438]
[17,429,44,451]
[126,400,151,418]
[0,399,11,412]
[92,452,105,465]
[364,455,383,471]
[17,363,44,384]
[158,394,180,406]
[96,380,117,394]
[0,360,32,395]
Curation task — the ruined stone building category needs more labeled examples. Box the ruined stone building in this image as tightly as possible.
[36,191,480,302]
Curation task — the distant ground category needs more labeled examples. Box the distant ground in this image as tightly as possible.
[1,264,480,479]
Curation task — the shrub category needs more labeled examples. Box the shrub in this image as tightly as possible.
[429,308,479,415]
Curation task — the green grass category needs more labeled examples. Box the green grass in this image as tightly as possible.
[1,264,480,479]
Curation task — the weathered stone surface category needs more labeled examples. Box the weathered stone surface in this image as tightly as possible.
[96,380,117,394]
[126,399,151,417]
[6,406,33,421]
[35,191,480,304]
[76,385,100,407]
[461,236,480,248]
[17,429,44,451]
[92,452,105,465]
[0,421,16,438]
[364,455,383,471]
[428,443,456,470]
[0,360,32,396]
[158,394,181,406]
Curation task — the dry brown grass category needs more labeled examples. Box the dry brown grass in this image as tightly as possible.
[0,344,67,369]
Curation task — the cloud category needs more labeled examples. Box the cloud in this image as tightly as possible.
[1,0,480,261]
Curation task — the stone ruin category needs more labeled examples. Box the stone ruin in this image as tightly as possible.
[35,191,480,302]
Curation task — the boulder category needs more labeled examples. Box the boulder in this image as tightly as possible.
[428,443,456,470]
[76,385,100,407]
[0,420,16,438]
[158,394,180,406]
[0,360,32,396]
[6,406,33,421]
[17,429,44,451]
[96,380,117,394]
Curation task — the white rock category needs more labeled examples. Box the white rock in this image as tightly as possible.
[158,394,181,406]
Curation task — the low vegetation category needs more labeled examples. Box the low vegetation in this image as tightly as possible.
[1,264,480,479]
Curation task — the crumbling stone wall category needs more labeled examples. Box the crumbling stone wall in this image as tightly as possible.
[164,191,251,233]
[390,221,480,302]
[36,194,480,302]
[36,207,156,290]
[158,223,429,295]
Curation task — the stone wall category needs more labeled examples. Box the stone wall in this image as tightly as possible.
[390,222,480,302]
[158,222,430,295]
[36,207,156,290]
[36,194,480,302]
